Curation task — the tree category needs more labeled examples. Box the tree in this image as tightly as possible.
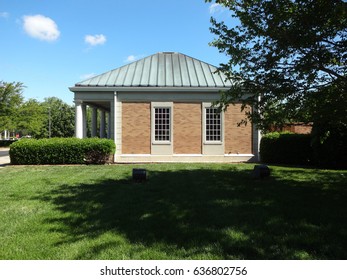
[0,81,75,139]
[0,81,24,134]
[17,99,46,138]
[206,0,346,131]
[41,97,75,138]
[309,81,346,167]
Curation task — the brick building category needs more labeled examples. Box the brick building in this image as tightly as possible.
[69,52,261,162]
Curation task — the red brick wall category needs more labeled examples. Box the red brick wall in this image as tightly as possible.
[121,102,254,156]
[173,103,202,154]
[224,104,252,154]
[122,102,151,154]
[277,124,313,134]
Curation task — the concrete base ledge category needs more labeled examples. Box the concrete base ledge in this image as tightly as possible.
[115,154,256,163]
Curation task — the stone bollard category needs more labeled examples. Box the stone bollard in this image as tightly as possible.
[252,164,270,179]
[132,168,147,182]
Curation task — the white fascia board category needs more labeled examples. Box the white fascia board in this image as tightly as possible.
[69,86,230,93]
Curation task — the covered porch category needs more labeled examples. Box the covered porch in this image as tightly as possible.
[73,91,117,141]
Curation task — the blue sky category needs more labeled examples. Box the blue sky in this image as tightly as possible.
[0,0,234,104]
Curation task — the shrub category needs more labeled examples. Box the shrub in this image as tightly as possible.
[9,138,115,165]
[311,122,347,169]
[260,132,313,165]
[0,139,17,147]
[308,79,347,169]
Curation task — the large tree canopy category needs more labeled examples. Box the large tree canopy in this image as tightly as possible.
[41,97,75,138]
[0,81,24,132]
[207,0,346,130]
[1,81,74,139]
[17,99,46,137]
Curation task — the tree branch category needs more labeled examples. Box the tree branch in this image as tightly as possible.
[321,39,344,48]
[318,65,344,79]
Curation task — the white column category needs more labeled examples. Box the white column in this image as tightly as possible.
[107,111,111,139]
[252,123,262,162]
[100,110,106,138]
[109,92,117,141]
[110,102,115,140]
[91,107,98,137]
[252,94,262,162]
[82,104,87,138]
[75,100,83,138]
[113,92,117,141]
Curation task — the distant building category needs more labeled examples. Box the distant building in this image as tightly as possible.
[271,123,313,134]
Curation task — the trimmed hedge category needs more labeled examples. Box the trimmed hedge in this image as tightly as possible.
[9,138,115,165]
[311,122,347,169]
[260,132,313,165]
[0,140,18,147]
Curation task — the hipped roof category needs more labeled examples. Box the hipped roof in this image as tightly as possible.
[75,52,232,88]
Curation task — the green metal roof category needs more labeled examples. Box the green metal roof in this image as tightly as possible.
[75,52,232,88]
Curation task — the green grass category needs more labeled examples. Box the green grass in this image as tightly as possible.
[0,163,346,259]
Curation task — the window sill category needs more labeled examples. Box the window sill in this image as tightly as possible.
[203,141,223,145]
[152,141,172,145]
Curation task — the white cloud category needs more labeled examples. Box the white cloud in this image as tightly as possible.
[209,3,223,14]
[124,54,145,63]
[0,12,9,18]
[80,73,97,80]
[84,34,106,46]
[125,55,136,62]
[23,14,60,41]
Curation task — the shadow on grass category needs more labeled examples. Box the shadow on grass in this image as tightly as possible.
[39,166,347,259]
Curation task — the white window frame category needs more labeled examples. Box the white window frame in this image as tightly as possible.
[151,102,173,145]
[203,103,223,145]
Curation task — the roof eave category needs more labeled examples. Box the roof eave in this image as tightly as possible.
[69,86,231,93]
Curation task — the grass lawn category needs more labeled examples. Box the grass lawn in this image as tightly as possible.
[0,163,346,260]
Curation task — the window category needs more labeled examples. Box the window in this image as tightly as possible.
[205,107,222,142]
[154,107,171,141]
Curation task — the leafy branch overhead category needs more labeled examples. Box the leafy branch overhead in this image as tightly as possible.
[206,0,346,130]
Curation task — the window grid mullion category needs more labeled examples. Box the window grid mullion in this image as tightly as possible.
[154,107,170,142]
[205,108,221,142]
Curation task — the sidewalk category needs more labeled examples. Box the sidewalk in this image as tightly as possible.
[0,148,10,166]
